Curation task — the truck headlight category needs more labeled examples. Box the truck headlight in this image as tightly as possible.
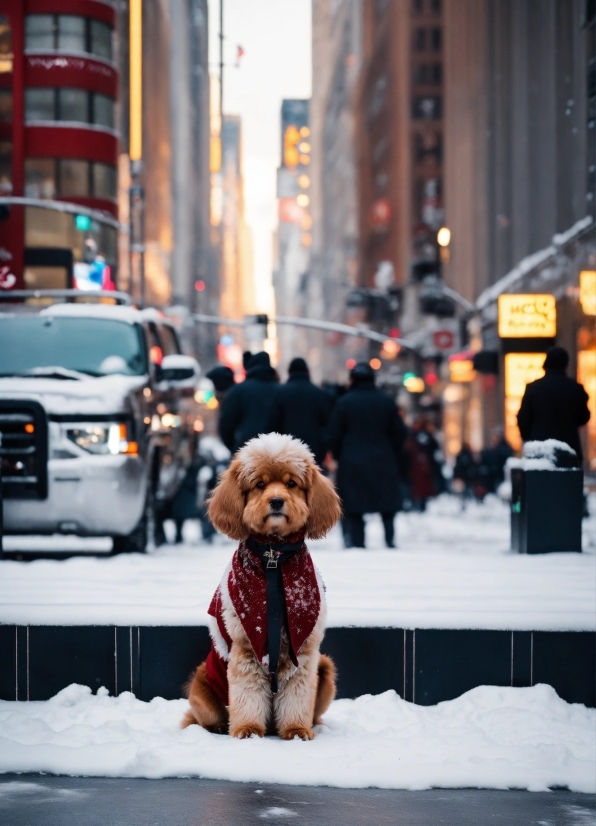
[66,424,138,455]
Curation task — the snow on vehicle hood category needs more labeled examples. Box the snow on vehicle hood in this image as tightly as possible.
[0,373,147,416]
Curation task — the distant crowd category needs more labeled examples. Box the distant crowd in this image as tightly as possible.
[163,344,590,549]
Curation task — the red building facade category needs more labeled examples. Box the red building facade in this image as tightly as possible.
[0,0,119,291]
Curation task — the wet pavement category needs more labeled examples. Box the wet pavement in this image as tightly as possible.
[0,775,594,826]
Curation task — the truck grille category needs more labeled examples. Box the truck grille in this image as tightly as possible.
[0,400,48,499]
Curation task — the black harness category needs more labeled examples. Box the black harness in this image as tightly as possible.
[246,534,305,694]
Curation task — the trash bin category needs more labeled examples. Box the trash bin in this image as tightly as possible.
[509,440,583,554]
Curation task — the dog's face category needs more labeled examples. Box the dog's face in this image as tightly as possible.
[208,433,341,540]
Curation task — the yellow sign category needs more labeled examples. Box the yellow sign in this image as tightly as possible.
[580,271,596,316]
[504,352,545,398]
[504,353,546,450]
[449,359,475,383]
[129,0,143,162]
[498,294,556,338]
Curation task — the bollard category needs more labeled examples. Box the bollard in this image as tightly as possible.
[509,440,583,554]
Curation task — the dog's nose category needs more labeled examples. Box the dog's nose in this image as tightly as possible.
[269,497,284,512]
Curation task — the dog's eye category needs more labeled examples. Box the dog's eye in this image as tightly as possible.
[286,479,297,488]
[255,481,265,490]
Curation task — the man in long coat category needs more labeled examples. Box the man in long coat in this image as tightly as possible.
[218,351,279,453]
[266,357,334,466]
[328,362,407,548]
[517,346,590,465]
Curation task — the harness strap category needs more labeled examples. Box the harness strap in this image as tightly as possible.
[246,533,305,694]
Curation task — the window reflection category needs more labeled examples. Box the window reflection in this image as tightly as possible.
[25,14,113,62]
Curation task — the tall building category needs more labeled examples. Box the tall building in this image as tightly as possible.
[219,114,254,322]
[0,0,120,291]
[274,98,312,370]
[0,0,215,364]
[441,0,596,461]
[308,0,363,380]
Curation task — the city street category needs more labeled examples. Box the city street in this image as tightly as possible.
[0,776,594,826]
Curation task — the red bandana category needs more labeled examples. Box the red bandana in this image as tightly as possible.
[205,536,322,704]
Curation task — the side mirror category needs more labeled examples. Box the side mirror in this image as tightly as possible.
[158,354,200,387]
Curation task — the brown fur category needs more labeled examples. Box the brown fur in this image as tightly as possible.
[185,434,341,738]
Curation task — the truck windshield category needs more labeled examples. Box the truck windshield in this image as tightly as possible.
[0,316,147,377]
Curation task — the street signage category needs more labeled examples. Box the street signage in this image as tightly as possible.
[498,294,556,338]
[504,352,545,399]
[579,271,596,316]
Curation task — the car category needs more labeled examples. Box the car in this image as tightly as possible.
[0,291,201,553]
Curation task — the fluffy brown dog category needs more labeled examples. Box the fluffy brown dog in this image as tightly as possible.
[182,433,341,739]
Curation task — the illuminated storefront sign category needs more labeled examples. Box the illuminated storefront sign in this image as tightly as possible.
[504,352,546,449]
[498,294,556,338]
[449,358,475,383]
[579,271,596,316]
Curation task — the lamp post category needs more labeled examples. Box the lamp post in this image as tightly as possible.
[129,0,145,306]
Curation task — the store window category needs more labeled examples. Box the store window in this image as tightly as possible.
[59,159,89,197]
[25,15,113,62]
[25,88,115,130]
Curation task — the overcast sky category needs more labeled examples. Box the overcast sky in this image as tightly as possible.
[208,0,312,312]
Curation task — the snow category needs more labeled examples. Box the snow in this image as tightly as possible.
[39,303,140,325]
[0,373,146,415]
[1,495,595,630]
[0,682,593,791]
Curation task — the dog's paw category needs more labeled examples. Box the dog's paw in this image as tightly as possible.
[231,724,265,739]
[279,727,315,741]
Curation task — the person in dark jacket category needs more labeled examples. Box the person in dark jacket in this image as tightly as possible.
[218,351,279,453]
[266,357,334,466]
[477,428,513,494]
[517,346,590,464]
[403,415,441,511]
[328,362,407,548]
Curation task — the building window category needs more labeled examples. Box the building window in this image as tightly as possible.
[0,140,12,194]
[58,87,88,122]
[25,15,54,51]
[414,131,442,164]
[412,95,442,120]
[24,158,56,199]
[93,93,115,129]
[58,159,89,197]
[413,28,427,51]
[430,0,442,14]
[57,15,86,52]
[0,89,12,123]
[92,162,116,199]
[25,15,113,62]
[0,15,13,74]
[413,63,442,86]
[431,27,442,51]
[25,88,115,130]
[25,158,117,201]
[412,0,424,14]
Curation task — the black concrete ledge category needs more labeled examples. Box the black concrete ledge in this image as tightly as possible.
[0,626,594,708]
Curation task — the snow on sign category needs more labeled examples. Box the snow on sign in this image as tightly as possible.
[498,294,557,338]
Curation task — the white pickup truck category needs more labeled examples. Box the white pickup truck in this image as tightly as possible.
[0,292,201,553]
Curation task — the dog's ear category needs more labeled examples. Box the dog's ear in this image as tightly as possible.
[207,458,247,540]
[305,465,342,540]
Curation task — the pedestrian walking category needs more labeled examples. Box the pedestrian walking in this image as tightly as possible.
[328,361,407,548]
[403,416,442,511]
[517,346,590,465]
[218,351,279,453]
[477,428,513,494]
[453,443,478,503]
[266,357,334,466]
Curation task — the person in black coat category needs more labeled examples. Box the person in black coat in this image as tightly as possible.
[218,351,279,453]
[328,361,407,548]
[266,357,334,466]
[517,346,590,464]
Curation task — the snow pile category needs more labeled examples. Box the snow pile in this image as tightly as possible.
[0,683,593,792]
[507,439,578,471]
